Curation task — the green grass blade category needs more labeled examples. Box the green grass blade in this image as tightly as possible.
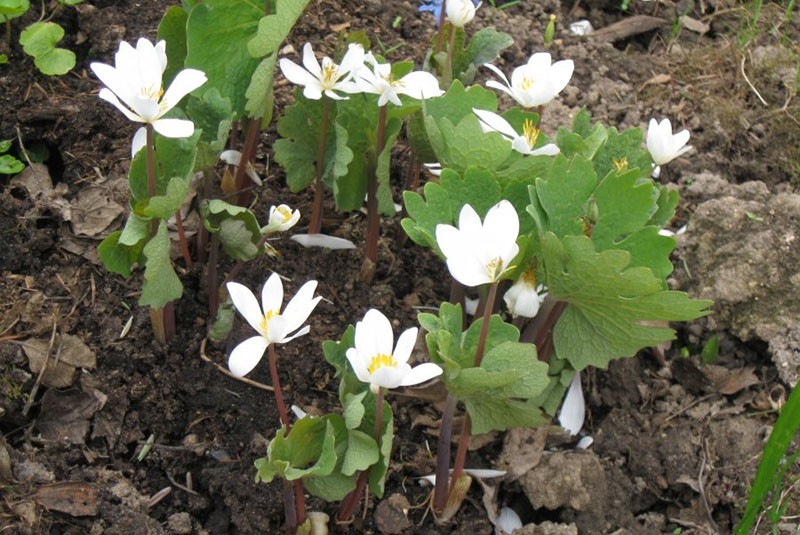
[736,384,800,534]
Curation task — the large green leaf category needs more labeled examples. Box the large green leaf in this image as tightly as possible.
[139,221,183,308]
[542,233,711,370]
[201,199,262,261]
[247,0,311,57]
[157,6,189,87]
[129,129,200,203]
[255,417,338,483]
[185,0,263,118]
[19,22,75,75]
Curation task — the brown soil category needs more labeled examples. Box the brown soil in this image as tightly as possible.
[1,0,797,533]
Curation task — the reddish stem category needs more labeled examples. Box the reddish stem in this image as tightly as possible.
[234,118,261,206]
[436,1,448,52]
[174,210,193,270]
[365,105,388,266]
[268,344,291,430]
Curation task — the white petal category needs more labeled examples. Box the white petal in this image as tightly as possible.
[131,127,147,158]
[393,327,419,365]
[220,149,242,166]
[473,108,517,140]
[484,200,519,260]
[152,118,195,139]
[228,335,268,377]
[279,58,321,89]
[91,62,136,108]
[281,280,321,334]
[279,324,311,344]
[98,88,144,123]
[360,309,394,357]
[338,44,365,77]
[464,468,506,479]
[262,273,284,316]
[290,234,356,249]
[458,204,483,234]
[435,223,463,260]
[558,372,585,436]
[346,347,372,383]
[495,507,523,535]
[549,59,574,95]
[227,282,265,335]
[154,40,168,71]
[529,143,560,156]
[302,85,324,101]
[301,42,322,78]
[399,362,443,387]
[160,68,207,111]
[134,38,164,98]
[483,63,511,89]
[447,256,492,287]
[372,364,409,389]
[576,436,594,449]
[396,71,443,100]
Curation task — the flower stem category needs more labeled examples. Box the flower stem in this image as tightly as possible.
[208,233,221,319]
[268,344,291,430]
[282,479,297,535]
[472,281,499,368]
[309,97,332,235]
[337,388,385,522]
[234,118,261,206]
[432,393,457,514]
[436,1,448,52]
[445,23,457,85]
[445,282,499,505]
[364,105,388,274]
[174,209,193,270]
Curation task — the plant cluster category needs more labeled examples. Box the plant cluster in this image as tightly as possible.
[83,0,710,532]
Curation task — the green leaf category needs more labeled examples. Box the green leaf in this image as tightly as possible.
[185,0,263,118]
[543,233,711,370]
[157,6,189,87]
[529,154,598,239]
[322,324,355,378]
[208,301,235,342]
[341,429,379,477]
[465,397,548,435]
[247,0,311,57]
[185,89,233,171]
[343,391,367,430]
[139,221,183,308]
[97,231,138,278]
[255,416,337,483]
[0,154,24,174]
[736,384,800,534]
[144,175,190,219]
[274,94,352,198]
[119,212,150,247]
[367,399,393,498]
[19,22,75,75]
[201,199,262,261]
[129,129,200,202]
[454,27,513,84]
[0,0,29,21]
[245,53,277,123]
[0,54,7,64]
[425,113,512,173]
[303,472,357,502]
[0,139,11,153]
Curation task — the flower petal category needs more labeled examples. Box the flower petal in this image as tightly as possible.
[160,68,207,111]
[301,42,322,78]
[152,118,195,139]
[134,38,164,98]
[396,71,443,100]
[346,347,372,383]
[279,58,321,89]
[361,309,394,357]
[131,127,147,158]
[529,143,560,156]
[262,273,284,315]
[227,281,265,335]
[472,108,517,141]
[393,327,418,365]
[483,63,511,88]
[228,335,268,377]
[558,372,585,436]
[91,62,137,108]
[281,280,321,334]
[549,59,574,94]
[399,362,443,387]
[97,88,144,123]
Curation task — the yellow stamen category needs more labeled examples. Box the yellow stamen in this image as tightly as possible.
[368,353,398,374]
[321,62,339,88]
[521,267,537,287]
[276,206,293,224]
[520,76,535,92]
[523,120,541,148]
[612,157,628,172]
[259,310,277,335]
[486,257,504,280]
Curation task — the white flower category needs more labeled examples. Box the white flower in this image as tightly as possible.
[226,273,322,377]
[503,270,547,318]
[495,507,523,535]
[646,118,693,166]
[220,149,262,186]
[357,52,444,107]
[473,108,560,157]
[90,38,207,157]
[346,309,443,394]
[265,204,300,232]
[484,52,573,108]
[279,42,365,101]
[558,372,585,436]
[447,0,480,27]
[435,201,519,287]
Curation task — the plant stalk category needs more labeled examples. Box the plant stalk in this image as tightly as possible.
[174,209,193,270]
[445,23,457,85]
[234,118,261,206]
[309,97,332,234]
[268,344,291,429]
[365,105,388,272]
[207,233,220,319]
[337,388,385,522]
[436,1,448,52]
[282,479,298,535]
[432,393,457,514]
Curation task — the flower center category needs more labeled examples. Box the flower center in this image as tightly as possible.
[276,206,293,224]
[522,120,540,148]
[520,76,535,92]
[486,257,504,280]
[321,60,340,89]
[141,85,164,102]
[612,157,628,172]
[259,309,277,335]
[368,353,398,374]
[521,267,537,287]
